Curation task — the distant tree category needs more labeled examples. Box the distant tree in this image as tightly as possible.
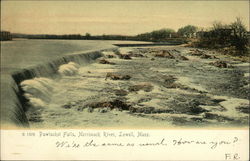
[150,28,175,41]
[212,21,229,30]
[85,33,91,39]
[135,28,176,41]
[102,34,107,39]
[178,25,198,37]
[229,17,248,53]
[196,17,248,55]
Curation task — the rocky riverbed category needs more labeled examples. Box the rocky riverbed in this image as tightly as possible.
[25,46,249,128]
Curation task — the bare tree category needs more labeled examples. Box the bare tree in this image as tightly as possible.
[212,21,229,30]
[229,17,248,54]
[230,17,247,38]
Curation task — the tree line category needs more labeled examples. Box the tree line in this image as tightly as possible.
[12,17,248,55]
[195,17,248,55]
[12,25,199,42]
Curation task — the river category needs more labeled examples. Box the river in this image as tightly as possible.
[1,40,248,128]
[0,39,150,127]
[1,39,148,74]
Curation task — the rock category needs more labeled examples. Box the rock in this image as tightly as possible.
[121,75,131,80]
[129,106,154,114]
[188,49,204,56]
[62,101,80,109]
[105,73,121,80]
[179,55,189,60]
[202,112,234,121]
[106,55,115,58]
[62,104,71,109]
[164,82,186,89]
[172,49,180,53]
[169,99,208,115]
[129,105,173,114]
[154,50,175,59]
[119,54,132,59]
[85,99,131,111]
[114,89,128,96]
[189,105,208,114]
[163,75,176,84]
[128,51,144,57]
[211,98,226,103]
[111,99,131,110]
[138,97,151,103]
[190,117,204,122]
[77,106,84,111]
[87,107,94,113]
[105,73,131,80]
[99,59,116,65]
[209,61,230,68]
[200,54,217,59]
[141,106,155,114]
[98,107,110,113]
[128,83,153,92]
[236,106,249,114]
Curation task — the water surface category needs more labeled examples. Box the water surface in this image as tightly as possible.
[1,39,147,74]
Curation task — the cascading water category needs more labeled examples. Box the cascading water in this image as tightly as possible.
[1,49,107,127]
[20,62,81,109]
[21,61,85,125]
[20,77,54,108]
[58,62,80,76]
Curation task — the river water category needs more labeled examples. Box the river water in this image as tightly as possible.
[1,39,148,74]
[1,40,248,128]
[0,39,151,127]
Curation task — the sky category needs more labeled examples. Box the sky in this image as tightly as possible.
[1,1,249,35]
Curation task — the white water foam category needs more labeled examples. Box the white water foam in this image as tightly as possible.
[102,51,117,58]
[117,48,133,55]
[58,62,80,76]
[28,97,47,108]
[20,77,54,108]
[102,51,115,55]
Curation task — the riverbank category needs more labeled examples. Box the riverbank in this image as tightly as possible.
[186,40,250,63]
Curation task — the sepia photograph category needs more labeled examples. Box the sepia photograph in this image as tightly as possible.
[1,0,249,129]
[0,0,249,160]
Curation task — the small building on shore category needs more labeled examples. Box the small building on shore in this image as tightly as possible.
[0,31,12,41]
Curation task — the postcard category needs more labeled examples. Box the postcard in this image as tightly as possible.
[1,0,249,160]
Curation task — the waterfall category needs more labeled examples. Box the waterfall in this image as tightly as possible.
[1,48,114,127]
[58,62,80,76]
[20,77,54,106]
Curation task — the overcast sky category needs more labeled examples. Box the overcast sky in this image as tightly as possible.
[1,1,249,35]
